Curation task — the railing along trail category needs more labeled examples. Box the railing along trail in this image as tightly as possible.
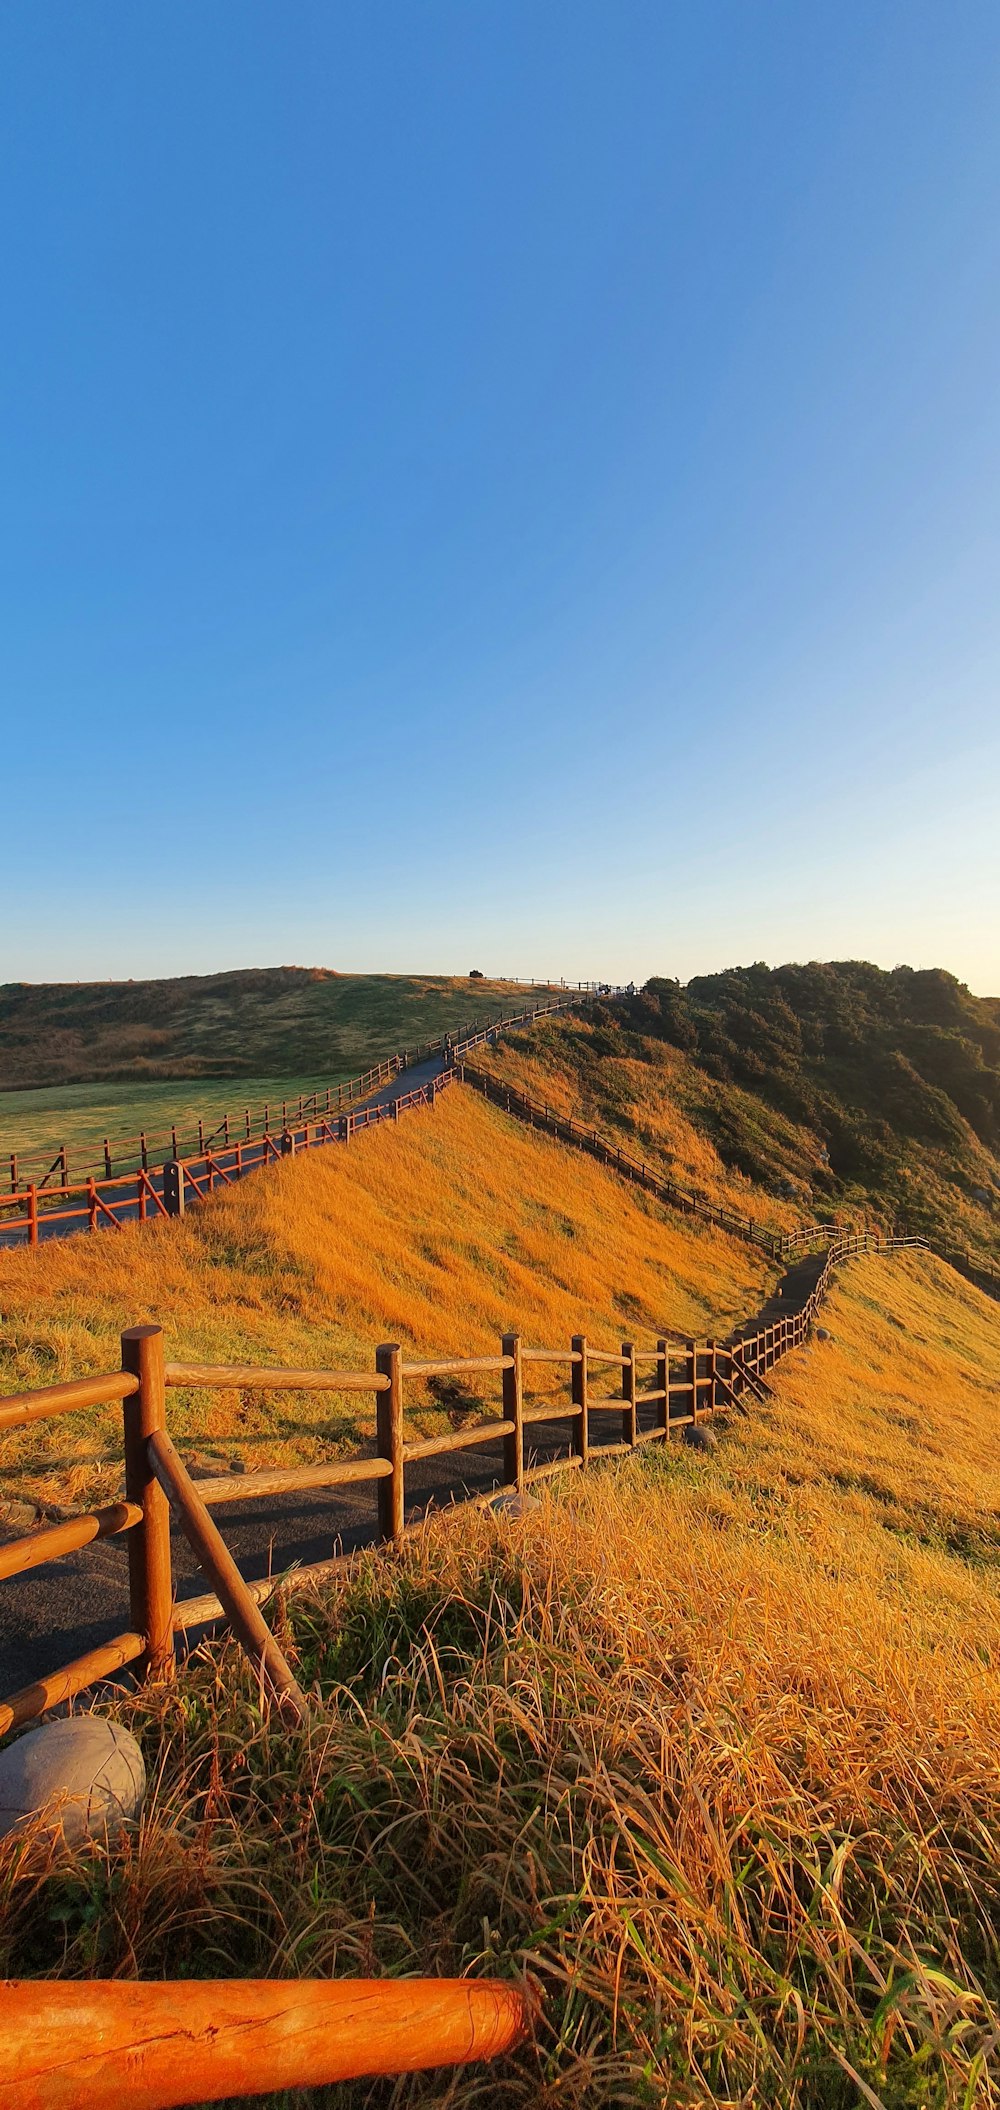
[0,1231,927,1741]
[0,993,589,1249]
[0,988,993,2105]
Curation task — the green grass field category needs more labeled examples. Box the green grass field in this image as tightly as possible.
[0,969,560,1180]
[0,1072,358,1183]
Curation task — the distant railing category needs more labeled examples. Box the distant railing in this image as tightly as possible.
[3,984,610,1195]
[0,996,593,1247]
[460,1065,1000,1298]
[461,1062,786,1256]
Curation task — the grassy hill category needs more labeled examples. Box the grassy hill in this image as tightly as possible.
[3,1241,999,2105]
[4,989,1000,2101]
[476,962,1000,1271]
[0,1083,775,1511]
[0,966,549,1177]
[0,965,546,1091]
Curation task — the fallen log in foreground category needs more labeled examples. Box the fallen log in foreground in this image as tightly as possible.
[0,1976,536,2108]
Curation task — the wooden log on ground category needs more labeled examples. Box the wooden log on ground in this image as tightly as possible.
[0,1975,535,2108]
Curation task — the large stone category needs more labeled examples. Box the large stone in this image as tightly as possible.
[491,1489,542,1519]
[682,1423,717,1453]
[0,1717,145,1848]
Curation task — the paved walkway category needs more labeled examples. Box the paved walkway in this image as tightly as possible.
[0,1053,453,1250]
[0,1241,807,1698]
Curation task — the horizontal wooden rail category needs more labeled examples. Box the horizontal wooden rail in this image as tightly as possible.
[521,1346,583,1364]
[403,1418,515,1463]
[401,1355,515,1378]
[525,1454,583,1483]
[0,1974,535,2106]
[0,1630,146,1740]
[0,1369,138,1431]
[0,1500,142,1582]
[193,1457,393,1506]
[173,1550,356,1630]
[521,1400,584,1426]
[164,1360,390,1393]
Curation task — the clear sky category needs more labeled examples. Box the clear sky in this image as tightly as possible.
[2,4,999,994]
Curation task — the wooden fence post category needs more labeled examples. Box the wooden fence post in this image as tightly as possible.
[656,1337,670,1438]
[376,1344,405,1545]
[121,1326,175,1681]
[27,1184,38,1248]
[621,1341,637,1447]
[162,1161,186,1216]
[570,1336,589,1467]
[501,1333,524,1491]
[687,1339,699,1423]
[707,1339,717,1414]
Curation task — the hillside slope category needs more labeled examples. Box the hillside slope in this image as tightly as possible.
[0,1084,775,1510]
[0,965,539,1091]
[6,1247,999,2106]
[477,966,1000,1268]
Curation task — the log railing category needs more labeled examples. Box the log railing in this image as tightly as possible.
[460,1064,1000,1297]
[0,1231,924,1740]
[4,990,591,1197]
[461,1063,787,1255]
[0,996,590,1248]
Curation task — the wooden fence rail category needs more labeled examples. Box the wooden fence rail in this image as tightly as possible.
[0,1230,926,1739]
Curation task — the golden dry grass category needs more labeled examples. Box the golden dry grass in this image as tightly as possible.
[0,1086,774,1508]
[475,1019,811,1231]
[3,1250,999,2106]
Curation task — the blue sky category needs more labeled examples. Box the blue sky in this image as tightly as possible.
[2,3,998,992]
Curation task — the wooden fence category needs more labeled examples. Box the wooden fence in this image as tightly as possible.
[0,1228,924,1739]
[4,986,605,1196]
[0,996,587,1248]
[461,1064,1000,1297]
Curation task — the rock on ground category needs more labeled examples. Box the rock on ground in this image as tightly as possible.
[0,1716,145,1847]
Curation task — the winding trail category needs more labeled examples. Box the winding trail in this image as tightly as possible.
[0,1218,819,1695]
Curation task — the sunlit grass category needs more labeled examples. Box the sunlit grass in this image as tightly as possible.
[0,1086,774,1508]
[4,1252,999,2105]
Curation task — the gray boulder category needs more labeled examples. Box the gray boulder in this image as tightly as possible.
[0,1716,145,1848]
[491,1489,542,1518]
[682,1423,717,1452]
